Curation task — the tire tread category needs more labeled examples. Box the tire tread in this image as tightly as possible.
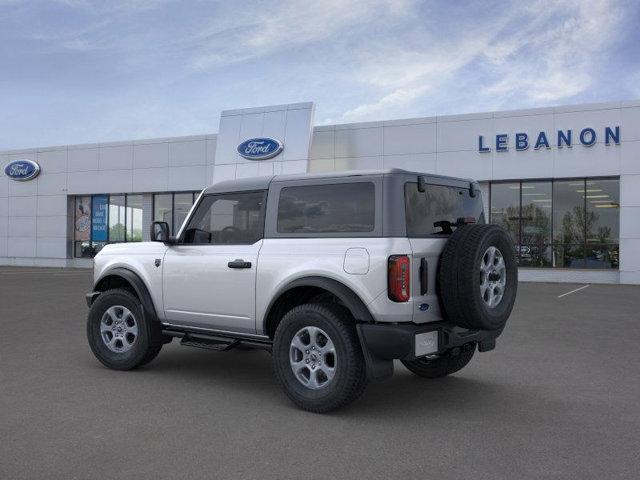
[87,288,163,370]
[273,303,368,413]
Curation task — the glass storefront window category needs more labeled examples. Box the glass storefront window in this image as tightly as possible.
[153,192,198,234]
[490,178,620,269]
[74,196,92,258]
[553,180,586,245]
[74,191,201,257]
[586,179,619,244]
[585,179,619,269]
[520,181,552,267]
[91,194,109,255]
[553,180,587,268]
[109,195,126,243]
[154,193,173,232]
[489,183,520,246]
[174,193,194,233]
[126,195,143,242]
[553,243,586,268]
[74,193,153,257]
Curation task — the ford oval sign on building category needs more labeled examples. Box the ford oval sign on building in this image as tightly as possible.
[4,159,41,181]
[237,137,283,160]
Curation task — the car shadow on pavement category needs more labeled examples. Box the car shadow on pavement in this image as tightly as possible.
[94,344,539,420]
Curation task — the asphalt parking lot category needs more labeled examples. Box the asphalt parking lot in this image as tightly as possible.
[1,267,639,480]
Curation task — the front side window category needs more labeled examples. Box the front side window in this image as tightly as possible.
[405,183,484,236]
[182,191,265,245]
[277,183,375,234]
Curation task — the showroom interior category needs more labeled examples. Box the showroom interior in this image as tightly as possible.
[1,100,639,284]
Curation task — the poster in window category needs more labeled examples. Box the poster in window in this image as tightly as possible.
[91,195,108,242]
[75,196,91,241]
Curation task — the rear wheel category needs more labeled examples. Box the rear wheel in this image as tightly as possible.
[401,343,475,378]
[272,303,368,413]
[87,288,163,370]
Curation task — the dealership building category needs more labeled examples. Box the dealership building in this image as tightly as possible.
[1,100,639,284]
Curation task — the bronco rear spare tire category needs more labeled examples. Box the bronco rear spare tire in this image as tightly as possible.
[438,224,517,331]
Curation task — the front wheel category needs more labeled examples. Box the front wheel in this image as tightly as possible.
[87,288,163,370]
[272,304,368,413]
[401,343,475,378]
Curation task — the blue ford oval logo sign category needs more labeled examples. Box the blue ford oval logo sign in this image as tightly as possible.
[237,137,283,160]
[4,159,41,181]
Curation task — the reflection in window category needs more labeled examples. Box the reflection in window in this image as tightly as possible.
[553,180,586,245]
[277,183,375,233]
[74,193,150,258]
[174,193,194,234]
[490,183,520,245]
[126,194,143,242]
[184,192,265,244]
[405,183,484,236]
[154,194,172,232]
[490,178,620,269]
[109,195,126,242]
[586,179,619,243]
[585,179,619,268]
[153,192,198,234]
[520,182,552,267]
[553,244,586,268]
[74,196,92,257]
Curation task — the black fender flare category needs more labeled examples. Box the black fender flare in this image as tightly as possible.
[262,276,392,380]
[94,267,159,323]
[263,276,375,333]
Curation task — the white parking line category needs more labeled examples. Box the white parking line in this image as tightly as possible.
[557,284,590,298]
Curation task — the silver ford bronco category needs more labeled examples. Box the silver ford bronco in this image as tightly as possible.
[86,169,517,412]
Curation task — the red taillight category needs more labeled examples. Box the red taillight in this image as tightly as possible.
[388,255,410,302]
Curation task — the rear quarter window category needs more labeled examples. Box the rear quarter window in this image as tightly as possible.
[405,182,484,236]
[277,182,375,233]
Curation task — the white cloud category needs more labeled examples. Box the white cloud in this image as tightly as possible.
[338,36,494,121]
[339,85,429,121]
[335,0,625,122]
[0,0,634,149]
[191,0,413,69]
[482,0,621,105]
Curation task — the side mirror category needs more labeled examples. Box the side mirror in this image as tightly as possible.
[150,221,170,242]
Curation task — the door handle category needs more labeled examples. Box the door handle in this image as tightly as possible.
[228,259,252,269]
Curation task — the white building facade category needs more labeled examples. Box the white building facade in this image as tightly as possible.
[1,100,639,284]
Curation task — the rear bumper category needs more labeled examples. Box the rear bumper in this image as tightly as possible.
[356,321,502,379]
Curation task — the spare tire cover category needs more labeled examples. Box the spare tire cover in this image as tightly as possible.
[438,224,517,331]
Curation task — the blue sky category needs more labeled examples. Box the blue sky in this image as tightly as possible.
[1,0,639,150]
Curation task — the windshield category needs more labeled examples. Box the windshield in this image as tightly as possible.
[405,182,484,236]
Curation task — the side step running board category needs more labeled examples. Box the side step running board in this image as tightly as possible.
[162,329,272,352]
[180,333,239,351]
